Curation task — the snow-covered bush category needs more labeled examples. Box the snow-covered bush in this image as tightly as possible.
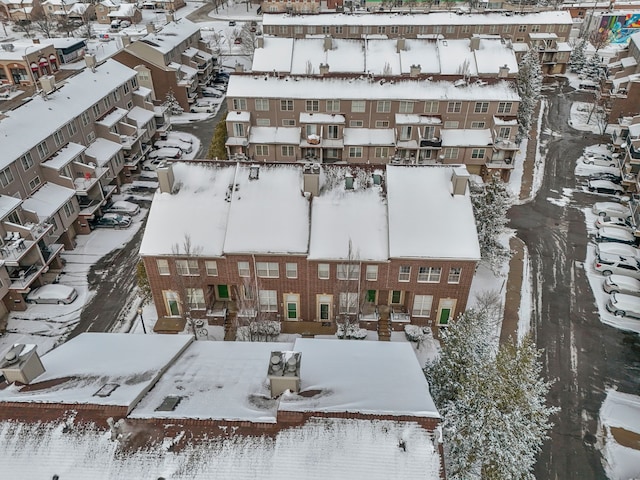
[336,323,367,340]
[236,320,281,342]
[404,325,432,343]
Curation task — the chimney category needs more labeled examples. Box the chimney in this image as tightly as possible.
[121,35,131,47]
[410,64,421,77]
[319,63,329,75]
[39,75,56,94]
[303,163,320,196]
[32,38,40,44]
[498,64,510,78]
[268,351,301,398]
[0,344,45,385]
[165,12,175,23]
[396,37,406,53]
[84,54,96,70]
[146,22,156,34]
[249,164,259,180]
[256,36,264,48]
[451,166,470,196]
[156,162,175,194]
[470,36,480,51]
[323,35,333,51]
[235,63,244,73]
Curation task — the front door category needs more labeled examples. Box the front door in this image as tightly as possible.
[284,293,300,321]
[437,298,456,326]
[317,294,333,323]
[217,284,229,300]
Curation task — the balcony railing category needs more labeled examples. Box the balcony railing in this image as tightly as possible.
[9,264,44,290]
[419,138,442,148]
[390,306,411,323]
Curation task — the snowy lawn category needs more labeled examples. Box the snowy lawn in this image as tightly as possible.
[568,101,606,134]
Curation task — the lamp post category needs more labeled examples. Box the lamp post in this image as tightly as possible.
[137,306,147,334]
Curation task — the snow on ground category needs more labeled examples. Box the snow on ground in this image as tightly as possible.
[546,187,574,207]
[569,101,605,134]
[507,137,526,198]
[517,242,532,341]
[598,390,640,480]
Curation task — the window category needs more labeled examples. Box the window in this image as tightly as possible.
[305,124,318,137]
[257,262,279,278]
[497,102,513,114]
[377,25,386,34]
[53,129,64,146]
[375,120,390,128]
[286,263,298,279]
[518,25,527,32]
[28,176,40,191]
[327,125,339,139]
[339,292,358,314]
[444,148,459,159]
[233,123,245,137]
[498,127,511,139]
[350,25,359,34]
[348,147,363,158]
[400,126,412,141]
[187,288,206,309]
[444,121,459,129]
[294,25,303,34]
[471,121,485,129]
[446,24,455,33]
[377,100,391,113]
[242,284,254,300]
[433,25,442,34]
[63,200,74,218]
[282,119,296,126]
[349,120,364,127]
[156,259,170,275]
[20,153,33,171]
[36,141,49,159]
[366,265,378,281]
[279,25,288,34]
[489,25,498,34]
[205,260,218,276]
[81,112,90,126]
[374,147,389,158]
[390,290,402,304]
[531,24,540,33]
[399,101,414,113]
[471,148,485,159]
[448,267,462,284]
[390,25,399,34]
[67,120,77,137]
[281,145,295,156]
[0,167,14,187]
[398,266,411,282]
[326,99,340,112]
[123,82,130,94]
[318,263,329,279]
[7,211,19,224]
[412,295,433,317]
[335,26,343,34]
[424,101,439,113]
[259,290,278,312]
[306,100,319,112]
[337,264,360,280]
[474,102,489,113]
[255,145,269,156]
[256,118,271,126]
[238,261,250,277]
[255,98,269,111]
[406,25,414,34]
[447,102,462,113]
[351,100,366,113]
[232,98,246,110]
[280,99,294,111]
[418,266,441,283]
[504,25,512,33]
[87,131,95,143]
[176,259,199,276]
[92,104,101,117]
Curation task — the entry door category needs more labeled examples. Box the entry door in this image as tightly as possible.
[163,291,180,316]
[437,298,456,326]
[284,293,300,321]
[217,284,229,300]
[317,294,333,322]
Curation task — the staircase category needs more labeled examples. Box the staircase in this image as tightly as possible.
[377,306,391,342]
[224,308,237,341]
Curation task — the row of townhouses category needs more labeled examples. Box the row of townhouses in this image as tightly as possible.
[0,58,167,315]
[140,161,480,338]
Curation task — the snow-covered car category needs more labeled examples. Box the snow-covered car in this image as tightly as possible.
[606,292,640,319]
[148,147,182,160]
[142,158,165,171]
[603,275,640,297]
[596,226,638,245]
[596,242,640,259]
[154,140,192,154]
[595,216,634,230]
[93,213,132,229]
[587,180,625,196]
[588,172,622,184]
[581,156,618,168]
[594,252,640,279]
[201,87,224,98]
[190,102,216,113]
[104,200,140,216]
[592,202,632,220]
[26,284,78,305]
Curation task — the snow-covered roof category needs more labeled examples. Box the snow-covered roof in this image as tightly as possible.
[21,182,76,220]
[263,11,573,27]
[0,40,52,61]
[300,113,345,124]
[84,138,122,167]
[227,75,519,102]
[248,126,301,144]
[0,417,442,479]
[0,333,193,410]
[0,59,136,170]
[395,114,441,125]
[344,127,395,146]
[109,3,136,17]
[228,110,250,122]
[280,339,439,417]
[253,37,295,72]
[441,129,493,147]
[41,142,86,170]
[386,165,480,260]
[223,164,310,254]
[96,107,128,128]
[169,62,198,78]
[137,20,200,55]
[127,105,154,125]
[184,46,213,61]
[0,195,21,220]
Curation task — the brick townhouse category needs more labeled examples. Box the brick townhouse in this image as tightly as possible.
[140,161,480,337]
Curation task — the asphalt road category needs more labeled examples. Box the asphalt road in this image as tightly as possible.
[172,102,228,158]
[509,80,640,479]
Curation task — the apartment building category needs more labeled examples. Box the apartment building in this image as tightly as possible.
[140,161,479,337]
[113,17,215,110]
[604,31,640,124]
[0,39,60,87]
[0,0,42,22]
[0,58,160,313]
[263,11,573,74]
[94,0,141,25]
[225,75,519,179]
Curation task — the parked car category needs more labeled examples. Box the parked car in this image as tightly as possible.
[234,37,242,44]
[148,147,182,160]
[26,285,78,305]
[603,274,640,297]
[592,202,632,220]
[587,180,625,196]
[595,216,634,230]
[596,242,640,259]
[228,20,236,26]
[94,213,132,229]
[596,226,638,245]
[201,87,223,98]
[594,252,640,278]
[142,158,165,171]
[154,140,192,154]
[104,200,140,216]
[588,172,622,184]
[581,156,618,168]
[190,102,216,113]
[606,292,640,319]
[120,20,131,28]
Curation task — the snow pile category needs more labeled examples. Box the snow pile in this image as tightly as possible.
[599,389,640,480]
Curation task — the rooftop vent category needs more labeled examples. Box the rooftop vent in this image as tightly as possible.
[249,164,260,180]
[156,161,175,194]
[303,163,320,197]
[1,43,14,52]
[155,395,182,411]
[93,383,120,397]
[451,166,470,196]
[0,344,45,385]
[268,351,301,398]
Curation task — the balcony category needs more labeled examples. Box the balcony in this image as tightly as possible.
[493,137,518,151]
[419,138,442,148]
[40,243,63,264]
[359,303,379,322]
[206,301,228,319]
[8,264,44,291]
[486,158,515,169]
[390,306,410,323]
[78,197,102,216]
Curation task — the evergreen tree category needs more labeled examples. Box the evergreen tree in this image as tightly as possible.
[569,38,587,74]
[515,48,542,145]
[163,89,184,115]
[207,112,228,159]
[582,54,605,82]
[470,177,513,274]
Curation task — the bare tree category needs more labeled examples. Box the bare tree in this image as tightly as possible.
[171,234,204,339]
[336,240,366,340]
[589,28,610,53]
[237,22,257,61]
[31,9,56,38]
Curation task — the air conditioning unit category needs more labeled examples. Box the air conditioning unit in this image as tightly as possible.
[268,351,301,398]
[1,43,15,52]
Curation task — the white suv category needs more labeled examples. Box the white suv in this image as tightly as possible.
[606,292,640,319]
[594,252,640,279]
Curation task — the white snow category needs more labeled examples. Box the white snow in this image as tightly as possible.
[343,127,395,146]
[248,126,301,144]
[441,129,493,147]
[41,142,86,170]
[569,101,605,134]
[84,138,123,167]
[21,182,76,220]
